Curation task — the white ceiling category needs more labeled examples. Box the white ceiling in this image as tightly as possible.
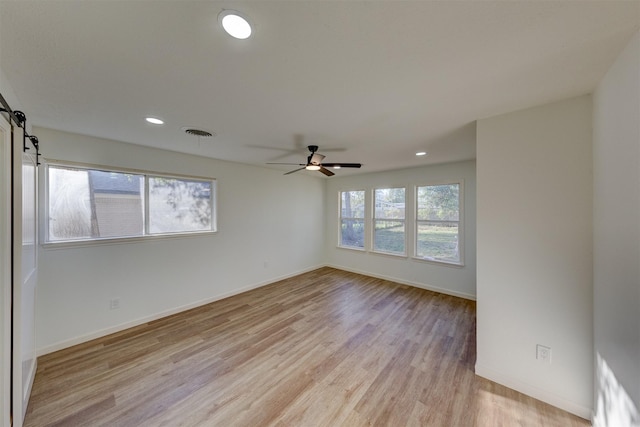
[1,1,638,176]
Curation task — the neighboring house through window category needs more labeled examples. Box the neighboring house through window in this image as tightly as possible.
[46,163,215,244]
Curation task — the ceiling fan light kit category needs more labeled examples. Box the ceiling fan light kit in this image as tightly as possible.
[267,145,362,177]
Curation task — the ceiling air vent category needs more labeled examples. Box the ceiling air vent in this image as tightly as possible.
[182,127,215,138]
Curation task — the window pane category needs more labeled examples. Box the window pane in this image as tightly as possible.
[374,220,405,254]
[148,177,213,234]
[340,219,364,248]
[374,188,405,219]
[48,167,144,241]
[49,167,91,240]
[341,190,365,218]
[339,190,365,249]
[90,170,144,238]
[417,184,459,221]
[417,221,459,262]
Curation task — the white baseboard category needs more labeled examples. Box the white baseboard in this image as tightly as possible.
[475,363,592,420]
[326,263,476,301]
[37,264,324,356]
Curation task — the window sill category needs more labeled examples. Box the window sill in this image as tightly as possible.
[42,230,217,250]
[336,245,366,252]
[412,256,464,268]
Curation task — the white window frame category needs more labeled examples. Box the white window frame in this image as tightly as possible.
[338,189,366,251]
[414,180,464,267]
[43,160,217,246]
[372,187,406,257]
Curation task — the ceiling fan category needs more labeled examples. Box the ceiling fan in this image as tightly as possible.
[267,145,362,176]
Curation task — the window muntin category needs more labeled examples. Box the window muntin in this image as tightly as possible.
[416,183,462,265]
[46,164,215,243]
[339,190,365,249]
[373,187,405,255]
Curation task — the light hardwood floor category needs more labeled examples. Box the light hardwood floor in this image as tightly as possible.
[24,267,590,426]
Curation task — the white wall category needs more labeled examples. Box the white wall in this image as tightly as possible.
[592,31,640,427]
[476,96,593,418]
[0,71,21,114]
[324,160,476,300]
[35,127,325,354]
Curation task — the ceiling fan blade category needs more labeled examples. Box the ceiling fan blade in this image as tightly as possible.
[267,162,305,165]
[246,144,293,152]
[318,147,347,153]
[319,167,335,177]
[293,134,305,150]
[284,167,306,175]
[321,163,362,168]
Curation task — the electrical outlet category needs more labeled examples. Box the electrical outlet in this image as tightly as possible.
[263,260,269,268]
[536,344,551,363]
[109,298,120,310]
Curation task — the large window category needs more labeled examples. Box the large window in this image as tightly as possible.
[46,163,215,243]
[339,190,365,249]
[373,187,406,255]
[416,183,462,265]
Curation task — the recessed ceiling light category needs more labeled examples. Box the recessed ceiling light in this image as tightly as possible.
[219,10,252,39]
[333,165,341,169]
[416,151,427,156]
[145,117,164,125]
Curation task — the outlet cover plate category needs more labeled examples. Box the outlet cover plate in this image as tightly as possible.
[536,344,551,363]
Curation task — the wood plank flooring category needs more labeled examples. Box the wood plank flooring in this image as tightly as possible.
[24,267,589,426]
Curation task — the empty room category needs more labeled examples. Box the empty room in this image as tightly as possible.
[0,1,638,426]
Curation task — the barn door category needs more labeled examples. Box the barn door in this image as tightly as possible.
[12,125,38,426]
[0,114,12,427]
